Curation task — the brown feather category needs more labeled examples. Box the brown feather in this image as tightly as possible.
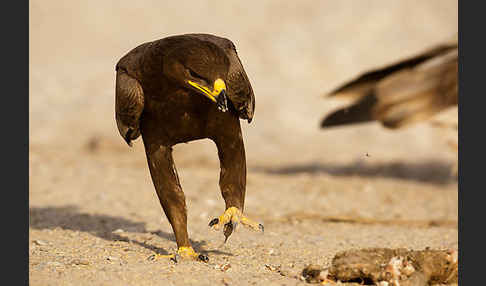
[115,70,144,146]
[321,35,457,129]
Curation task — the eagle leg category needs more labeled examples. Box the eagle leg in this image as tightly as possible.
[209,121,264,242]
[143,142,208,262]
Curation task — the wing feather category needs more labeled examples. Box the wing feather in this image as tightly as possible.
[321,36,457,129]
[115,69,144,146]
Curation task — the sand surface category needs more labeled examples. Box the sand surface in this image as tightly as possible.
[29,1,458,285]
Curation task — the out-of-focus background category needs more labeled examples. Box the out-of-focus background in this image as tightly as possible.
[30,1,458,285]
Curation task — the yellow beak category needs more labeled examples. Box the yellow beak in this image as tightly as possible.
[187,78,226,103]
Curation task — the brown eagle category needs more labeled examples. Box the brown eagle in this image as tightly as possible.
[115,34,262,262]
[320,35,458,129]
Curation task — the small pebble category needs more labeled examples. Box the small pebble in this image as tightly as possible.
[112,229,124,234]
[264,264,281,272]
[107,256,119,261]
[221,277,231,286]
[318,268,330,281]
[69,231,80,237]
[214,263,231,272]
[279,269,290,277]
[72,259,90,265]
[47,262,62,267]
[266,248,280,256]
[33,240,48,246]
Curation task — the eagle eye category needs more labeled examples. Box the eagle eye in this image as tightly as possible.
[188,69,208,83]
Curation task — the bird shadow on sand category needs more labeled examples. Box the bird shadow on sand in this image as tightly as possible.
[251,159,456,185]
[29,205,232,257]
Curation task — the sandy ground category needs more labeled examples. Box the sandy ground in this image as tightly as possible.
[29,1,458,285]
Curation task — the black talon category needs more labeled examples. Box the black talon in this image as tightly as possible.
[223,222,234,243]
[209,218,219,227]
[147,254,156,261]
[170,254,179,263]
[198,254,209,263]
[259,224,264,233]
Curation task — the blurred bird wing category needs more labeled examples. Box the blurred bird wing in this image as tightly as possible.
[115,69,144,146]
[372,48,458,128]
[327,37,458,102]
[321,35,457,129]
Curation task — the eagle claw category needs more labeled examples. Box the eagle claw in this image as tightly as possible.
[169,253,208,263]
[170,254,180,263]
[198,254,209,263]
[209,218,219,227]
[223,221,237,243]
[209,207,264,242]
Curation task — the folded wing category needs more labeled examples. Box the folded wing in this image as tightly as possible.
[115,69,144,146]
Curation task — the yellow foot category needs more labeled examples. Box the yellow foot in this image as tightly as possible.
[147,247,209,263]
[209,207,264,242]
